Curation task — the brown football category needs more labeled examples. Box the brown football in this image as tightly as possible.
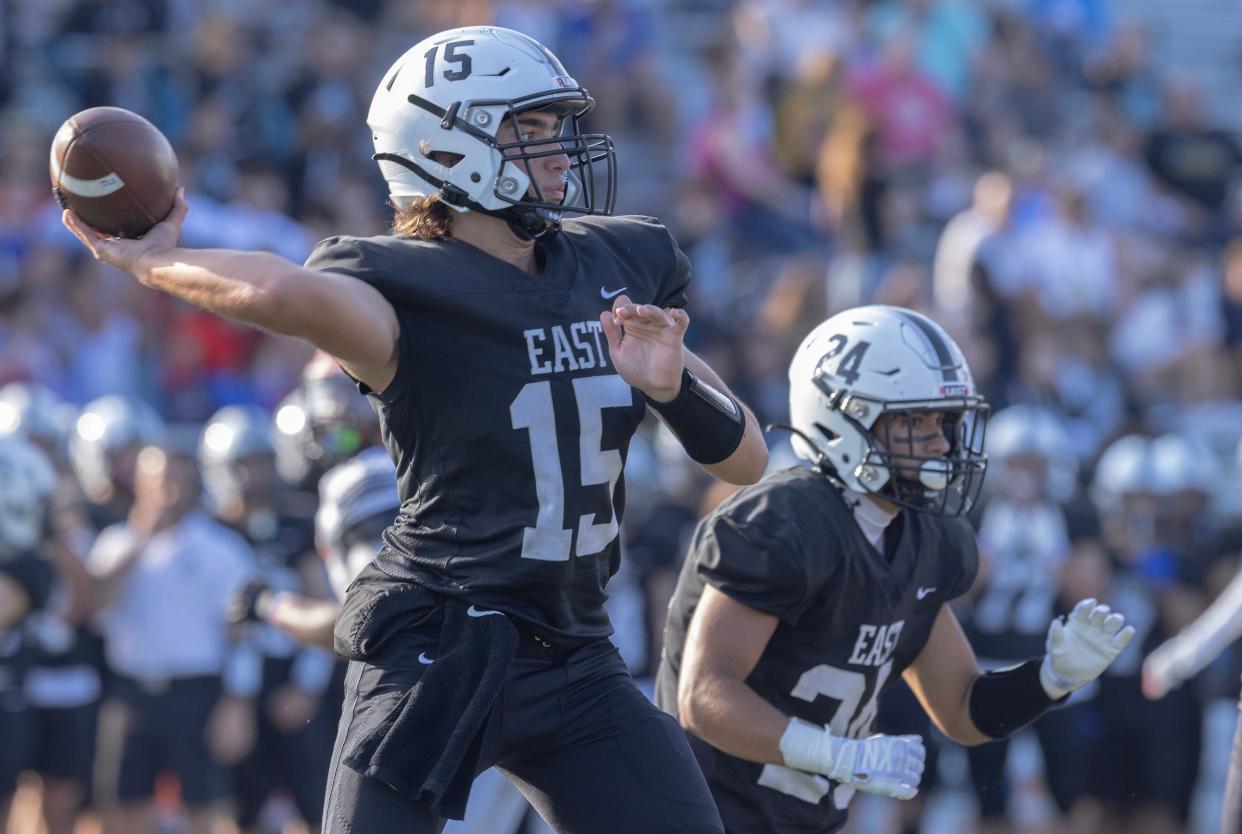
[49,106,179,238]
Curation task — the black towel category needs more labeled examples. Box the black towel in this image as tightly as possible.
[341,597,518,819]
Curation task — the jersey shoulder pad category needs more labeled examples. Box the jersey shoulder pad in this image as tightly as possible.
[560,214,690,308]
[303,234,451,306]
[693,467,844,622]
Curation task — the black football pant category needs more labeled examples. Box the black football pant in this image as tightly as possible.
[322,626,724,834]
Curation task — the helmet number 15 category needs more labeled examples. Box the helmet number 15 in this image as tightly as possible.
[424,39,475,87]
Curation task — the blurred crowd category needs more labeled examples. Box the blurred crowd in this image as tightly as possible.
[3,0,1242,832]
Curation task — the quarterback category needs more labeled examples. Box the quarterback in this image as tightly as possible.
[657,306,1135,833]
[62,25,767,834]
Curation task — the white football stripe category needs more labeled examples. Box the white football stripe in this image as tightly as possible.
[56,169,126,198]
[50,153,126,198]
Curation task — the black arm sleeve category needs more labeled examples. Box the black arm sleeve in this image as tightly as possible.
[968,658,1065,740]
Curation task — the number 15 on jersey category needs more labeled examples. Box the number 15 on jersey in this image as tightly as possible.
[510,375,633,561]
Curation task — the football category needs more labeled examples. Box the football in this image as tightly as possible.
[49,106,179,238]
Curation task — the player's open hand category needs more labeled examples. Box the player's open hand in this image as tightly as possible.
[1040,598,1136,699]
[61,187,188,278]
[599,294,689,401]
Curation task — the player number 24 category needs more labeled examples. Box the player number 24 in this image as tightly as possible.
[510,376,632,561]
[758,660,892,809]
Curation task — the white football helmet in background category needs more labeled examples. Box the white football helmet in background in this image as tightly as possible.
[69,395,166,502]
[0,435,57,553]
[788,305,989,515]
[315,447,400,599]
[369,25,616,239]
[198,405,276,510]
[0,382,77,457]
[1088,433,1220,513]
[986,404,1078,503]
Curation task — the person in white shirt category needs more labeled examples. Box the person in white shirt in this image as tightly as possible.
[87,444,257,834]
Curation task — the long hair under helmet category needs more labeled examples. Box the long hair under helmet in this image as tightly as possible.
[368,26,616,241]
[787,305,989,516]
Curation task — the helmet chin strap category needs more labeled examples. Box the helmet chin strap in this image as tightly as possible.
[487,200,562,241]
[372,152,562,241]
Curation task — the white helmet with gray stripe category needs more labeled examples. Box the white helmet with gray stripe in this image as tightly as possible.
[315,447,400,599]
[787,305,989,515]
[368,25,617,240]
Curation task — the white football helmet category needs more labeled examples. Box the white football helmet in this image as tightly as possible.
[315,447,399,599]
[369,25,616,239]
[0,435,56,553]
[1089,434,1153,513]
[788,305,989,515]
[68,395,165,501]
[198,405,276,508]
[986,405,1078,503]
[0,383,76,454]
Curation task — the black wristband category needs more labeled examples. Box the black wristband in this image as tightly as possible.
[968,657,1067,740]
[645,368,746,465]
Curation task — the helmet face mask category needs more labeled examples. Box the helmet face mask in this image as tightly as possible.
[790,306,989,516]
[370,26,617,239]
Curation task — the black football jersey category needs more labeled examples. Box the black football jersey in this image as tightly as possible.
[0,549,55,697]
[656,467,978,834]
[303,215,690,642]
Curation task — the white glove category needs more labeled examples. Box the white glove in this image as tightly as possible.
[779,718,925,801]
[1040,598,1136,699]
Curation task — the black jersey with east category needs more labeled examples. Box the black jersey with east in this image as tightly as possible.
[656,467,978,834]
[304,215,689,643]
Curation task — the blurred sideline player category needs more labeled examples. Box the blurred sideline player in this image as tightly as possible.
[959,404,1102,834]
[85,444,258,834]
[1083,434,1212,834]
[1146,558,1242,834]
[200,404,336,834]
[1143,434,1242,834]
[231,446,398,648]
[0,386,116,834]
[234,447,547,834]
[0,436,65,829]
[658,306,1135,834]
[272,352,384,493]
[69,395,166,532]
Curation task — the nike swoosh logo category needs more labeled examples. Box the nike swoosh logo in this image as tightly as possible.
[916,587,936,600]
[599,286,628,300]
[418,652,434,665]
[467,605,503,618]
